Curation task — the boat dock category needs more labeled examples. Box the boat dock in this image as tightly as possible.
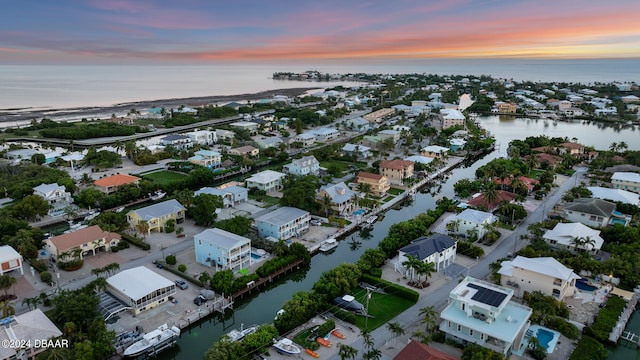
[609,291,640,344]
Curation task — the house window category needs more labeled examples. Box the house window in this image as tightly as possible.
[457,324,461,332]
[469,329,474,336]
[552,289,561,298]
[448,321,451,328]
[481,333,485,340]
[553,278,562,286]
[461,303,465,311]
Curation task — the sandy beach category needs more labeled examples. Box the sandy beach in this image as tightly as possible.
[0,87,318,126]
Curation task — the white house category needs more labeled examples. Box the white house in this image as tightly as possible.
[317,182,358,216]
[33,183,73,217]
[342,143,370,159]
[293,133,316,147]
[439,277,532,356]
[215,129,235,141]
[543,222,604,253]
[195,186,248,208]
[161,134,193,150]
[185,130,216,145]
[611,172,640,194]
[421,145,449,159]
[194,228,251,272]
[245,170,286,193]
[0,245,23,275]
[310,127,340,142]
[440,109,466,129]
[448,209,497,240]
[395,234,457,274]
[283,155,320,176]
[499,256,580,300]
[587,186,639,205]
[107,266,176,314]
[229,121,259,134]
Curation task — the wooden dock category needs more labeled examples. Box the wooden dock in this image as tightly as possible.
[231,258,305,300]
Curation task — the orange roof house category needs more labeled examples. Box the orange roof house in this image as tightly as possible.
[355,172,390,196]
[94,174,141,194]
[494,176,539,193]
[467,190,518,211]
[380,159,414,186]
[394,340,458,360]
[45,225,121,260]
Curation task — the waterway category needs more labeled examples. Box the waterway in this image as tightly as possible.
[608,305,640,360]
[161,116,639,359]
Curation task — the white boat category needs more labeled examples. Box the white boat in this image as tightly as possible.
[273,338,301,355]
[319,238,338,252]
[366,215,378,224]
[150,190,167,201]
[123,324,180,358]
[224,324,259,342]
[114,206,125,213]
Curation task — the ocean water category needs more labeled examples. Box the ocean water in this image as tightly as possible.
[1,58,639,110]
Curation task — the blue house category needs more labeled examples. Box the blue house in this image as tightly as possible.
[255,206,310,241]
[283,156,320,176]
[195,186,248,208]
[342,143,370,159]
[194,228,251,272]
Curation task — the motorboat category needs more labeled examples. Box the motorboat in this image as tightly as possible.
[319,238,338,252]
[333,294,366,313]
[272,338,301,355]
[224,324,259,342]
[150,190,167,201]
[123,324,180,358]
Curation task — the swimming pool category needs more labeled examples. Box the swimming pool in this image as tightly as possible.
[576,279,598,292]
[536,328,555,351]
[250,252,262,260]
[515,325,561,356]
[353,209,365,216]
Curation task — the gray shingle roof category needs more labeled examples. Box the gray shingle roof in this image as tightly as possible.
[128,199,186,221]
[399,234,456,260]
[318,182,355,204]
[255,206,309,226]
[195,228,250,249]
[564,198,615,217]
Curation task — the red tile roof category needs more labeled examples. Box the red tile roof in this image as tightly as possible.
[561,142,584,150]
[494,176,539,191]
[467,190,518,211]
[47,225,120,254]
[394,341,459,360]
[94,174,140,188]
[356,172,384,181]
[380,159,414,170]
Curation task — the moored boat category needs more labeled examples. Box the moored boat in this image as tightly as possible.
[273,338,301,355]
[224,323,259,342]
[150,190,167,201]
[123,324,180,358]
[331,328,346,339]
[319,238,338,252]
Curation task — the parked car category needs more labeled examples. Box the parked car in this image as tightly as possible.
[175,280,188,290]
[310,219,322,226]
[193,295,207,306]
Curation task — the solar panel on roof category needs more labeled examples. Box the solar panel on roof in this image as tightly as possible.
[467,283,507,307]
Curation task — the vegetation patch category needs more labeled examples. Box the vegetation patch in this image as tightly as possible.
[568,335,608,360]
[387,187,404,195]
[585,295,627,342]
[140,170,188,185]
[352,287,415,331]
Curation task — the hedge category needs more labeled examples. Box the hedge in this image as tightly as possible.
[584,295,627,342]
[119,233,151,250]
[361,274,420,303]
[568,335,608,360]
[256,255,298,278]
[544,316,580,340]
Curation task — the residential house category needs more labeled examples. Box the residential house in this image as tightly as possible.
[45,225,121,260]
[229,121,259,134]
[255,136,283,149]
[448,209,497,240]
[310,127,340,142]
[185,130,216,145]
[188,149,222,169]
[560,142,585,156]
[228,145,259,157]
[317,182,358,216]
[494,176,538,194]
[355,172,390,196]
[440,109,466,129]
[94,174,141,194]
[394,340,458,360]
[42,151,61,164]
[245,170,286,193]
[195,186,248,208]
[345,117,370,131]
[283,156,320,176]
[395,234,457,274]
[621,95,640,103]
[215,129,235,142]
[342,143,370,159]
[293,133,316,147]
[4,148,38,164]
[33,183,73,217]
[611,172,640,194]
[466,190,517,212]
[127,199,186,234]
[421,145,449,159]
[379,159,414,186]
[360,135,383,150]
[107,266,176,315]
[0,245,23,275]
[161,134,193,150]
[543,222,605,254]
[449,138,467,151]
[524,153,561,169]
[561,197,630,227]
[378,129,401,144]
[587,186,639,205]
[255,206,311,241]
[194,228,251,271]
[439,276,532,356]
[363,108,394,123]
[499,256,580,300]
[497,103,517,113]
[405,155,434,165]
[0,309,62,360]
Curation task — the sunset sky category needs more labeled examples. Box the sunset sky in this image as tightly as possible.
[2,0,640,64]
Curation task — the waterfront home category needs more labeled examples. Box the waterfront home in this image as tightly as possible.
[421,145,449,159]
[587,186,639,205]
[404,155,434,165]
[229,121,259,134]
[560,142,585,156]
[355,172,390,196]
[33,183,73,217]
[126,199,186,235]
[215,129,235,141]
[195,186,248,208]
[524,153,561,169]
[245,170,286,193]
[494,176,538,194]
[42,151,61,164]
[255,206,310,241]
[466,190,517,212]
[194,228,251,272]
[449,138,467,151]
[293,132,316,147]
[378,129,401,144]
[561,197,630,227]
[185,130,216,145]
[310,127,340,142]
[611,172,640,194]
[0,245,23,275]
[94,174,141,194]
[228,145,259,157]
[363,108,395,123]
[395,234,457,274]
[499,256,579,300]
[161,134,193,150]
[45,225,121,260]
[283,155,320,176]
[440,109,466,129]
[342,143,370,159]
[0,309,62,360]
[107,266,176,315]
[439,276,532,356]
[394,340,457,360]
[317,182,358,216]
[379,159,414,186]
[447,209,497,240]
[543,222,604,254]
[497,103,517,113]
[188,150,222,169]
[255,136,283,149]
[4,148,38,164]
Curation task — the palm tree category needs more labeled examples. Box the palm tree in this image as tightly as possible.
[337,343,358,360]
[0,301,15,317]
[386,322,405,347]
[0,275,17,299]
[446,219,462,236]
[401,255,422,281]
[416,261,436,285]
[358,182,373,200]
[482,183,499,209]
[618,141,628,153]
[350,193,360,211]
[92,277,108,293]
[609,142,618,152]
[320,195,333,218]
[419,305,438,334]
[570,236,585,252]
[273,240,289,257]
[124,140,137,160]
[136,220,150,238]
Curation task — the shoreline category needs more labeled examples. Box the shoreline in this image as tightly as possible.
[0,87,319,125]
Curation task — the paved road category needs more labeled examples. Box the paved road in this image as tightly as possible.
[328,167,586,359]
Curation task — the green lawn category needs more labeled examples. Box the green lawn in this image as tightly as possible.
[382,196,394,203]
[140,170,188,185]
[387,188,404,195]
[351,287,415,331]
[248,194,281,207]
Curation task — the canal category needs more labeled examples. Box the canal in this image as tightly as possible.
[161,115,640,359]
